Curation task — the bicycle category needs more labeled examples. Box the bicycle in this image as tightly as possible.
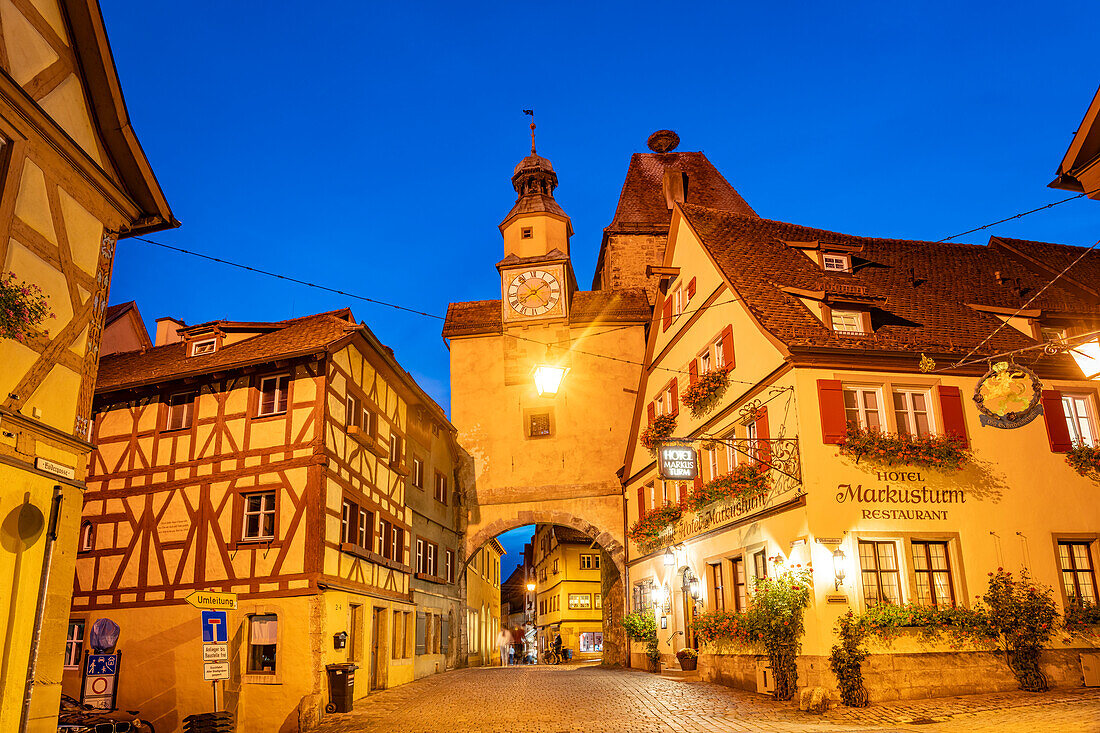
[542,648,563,665]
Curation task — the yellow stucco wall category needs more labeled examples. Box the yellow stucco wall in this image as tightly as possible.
[465,542,502,666]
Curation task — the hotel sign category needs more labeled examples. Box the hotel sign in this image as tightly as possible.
[973,361,1043,429]
[836,471,968,521]
[657,442,698,481]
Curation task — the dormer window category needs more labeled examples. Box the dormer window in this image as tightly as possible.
[521,227,533,239]
[831,309,867,334]
[190,338,217,356]
[822,254,851,273]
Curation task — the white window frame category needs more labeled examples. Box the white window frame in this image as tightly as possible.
[831,309,865,334]
[167,392,195,431]
[257,375,289,417]
[822,254,851,272]
[242,491,276,542]
[427,543,437,576]
[843,386,885,431]
[445,550,454,583]
[699,350,712,374]
[892,388,935,438]
[346,395,359,429]
[64,619,84,668]
[708,447,718,479]
[723,430,737,472]
[190,338,217,356]
[672,286,684,319]
[412,458,424,488]
[712,337,725,369]
[1063,394,1097,447]
[416,538,425,573]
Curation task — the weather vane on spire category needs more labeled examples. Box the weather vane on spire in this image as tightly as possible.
[523,109,536,154]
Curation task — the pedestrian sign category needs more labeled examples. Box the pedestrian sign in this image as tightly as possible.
[201,610,228,643]
[81,651,121,710]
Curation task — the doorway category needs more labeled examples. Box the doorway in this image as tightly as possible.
[679,567,699,651]
[370,607,386,691]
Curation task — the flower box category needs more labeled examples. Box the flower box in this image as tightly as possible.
[640,414,676,453]
[1066,443,1100,481]
[681,367,732,418]
[839,425,969,470]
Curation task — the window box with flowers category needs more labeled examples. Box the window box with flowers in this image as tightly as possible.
[1066,442,1100,481]
[628,502,682,550]
[686,464,770,512]
[839,425,969,470]
[1,272,53,343]
[640,413,677,453]
[681,367,732,418]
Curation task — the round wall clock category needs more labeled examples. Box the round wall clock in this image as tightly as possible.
[507,270,561,316]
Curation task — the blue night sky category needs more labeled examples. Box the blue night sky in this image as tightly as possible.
[102,0,1100,421]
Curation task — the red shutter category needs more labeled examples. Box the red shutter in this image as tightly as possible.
[647,403,656,426]
[687,277,697,299]
[678,483,688,503]
[662,298,673,332]
[693,471,702,491]
[817,379,847,444]
[669,378,679,416]
[754,407,771,464]
[935,385,969,448]
[720,325,735,368]
[1041,390,1073,453]
[688,359,699,386]
[637,486,646,516]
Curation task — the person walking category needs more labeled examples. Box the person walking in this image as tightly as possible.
[496,627,512,666]
[552,631,563,664]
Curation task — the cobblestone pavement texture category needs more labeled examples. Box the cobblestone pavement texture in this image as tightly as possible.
[313,663,1100,733]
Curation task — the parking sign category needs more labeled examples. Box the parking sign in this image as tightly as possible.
[201,610,228,643]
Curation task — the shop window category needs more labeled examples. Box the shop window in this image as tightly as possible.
[166,392,195,430]
[859,540,901,606]
[893,389,933,438]
[911,540,955,607]
[1059,541,1098,606]
[247,614,278,673]
[79,522,95,553]
[731,556,748,612]
[579,632,603,652]
[241,491,276,542]
[1062,394,1097,447]
[64,620,85,668]
[843,386,883,431]
[257,374,289,416]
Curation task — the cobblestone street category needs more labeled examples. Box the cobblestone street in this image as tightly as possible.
[313,663,1100,733]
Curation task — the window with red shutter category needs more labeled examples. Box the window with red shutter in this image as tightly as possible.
[669,378,679,416]
[637,486,646,516]
[688,360,699,386]
[1041,390,1073,453]
[817,379,847,444]
[935,385,969,448]
[662,298,673,332]
[678,483,688,503]
[720,326,735,369]
[754,407,771,464]
[687,277,697,300]
[647,403,656,426]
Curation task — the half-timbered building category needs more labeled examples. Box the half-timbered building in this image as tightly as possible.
[0,1,174,729]
[66,307,462,731]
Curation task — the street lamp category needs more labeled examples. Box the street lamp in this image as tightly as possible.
[1069,336,1100,381]
[532,364,569,397]
[832,547,848,591]
[526,581,536,592]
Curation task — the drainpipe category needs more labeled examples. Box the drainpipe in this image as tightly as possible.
[621,487,630,668]
[20,486,63,733]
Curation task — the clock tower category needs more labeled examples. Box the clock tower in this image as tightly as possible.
[497,131,577,325]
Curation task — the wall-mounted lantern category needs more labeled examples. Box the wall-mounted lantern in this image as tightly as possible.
[526,581,536,592]
[832,547,848,591]
[663,546,676,567]
[1069,335,1100,381]
[532,363,569,397]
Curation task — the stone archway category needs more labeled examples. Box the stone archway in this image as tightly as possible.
[463,502,627,667]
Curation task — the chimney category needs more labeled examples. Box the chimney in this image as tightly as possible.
[155,317,186,346]
[662,167,686,209]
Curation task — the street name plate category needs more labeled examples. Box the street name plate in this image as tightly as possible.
[815,537,843,545]
[203,662,230,681]
[35,457,76,480]
[203,643,228,662]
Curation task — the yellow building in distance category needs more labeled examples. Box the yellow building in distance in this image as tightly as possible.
[531,524,603,661]
[0,1,174,729]
[465,538,503,666]
[65,308,460,732]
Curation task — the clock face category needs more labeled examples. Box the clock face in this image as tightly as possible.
[506,269,561,317]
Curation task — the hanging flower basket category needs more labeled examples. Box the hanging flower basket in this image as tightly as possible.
[1066,443,1100,481]
[0,272,54,343]
[681,367,732,418]
[640,413,677,453]
[838,425,969,470]
[628,501,683,547]
[686,464,770,511]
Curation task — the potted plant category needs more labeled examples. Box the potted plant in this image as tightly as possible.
[680,366,732,418]
[675,647,698,671]
[1067,442,1100,481]
[622,611,661,672]
[640,413,677,453]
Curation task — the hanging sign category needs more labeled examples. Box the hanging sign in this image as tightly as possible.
[657,441,698,480]
[972,361,1043,429]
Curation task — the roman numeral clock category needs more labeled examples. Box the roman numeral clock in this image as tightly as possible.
[501,265,569,323]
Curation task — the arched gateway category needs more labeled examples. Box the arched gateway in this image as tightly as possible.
[443,135,651,668]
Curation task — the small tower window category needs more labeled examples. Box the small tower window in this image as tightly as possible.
[521,227,534,239]
[79,522,95,552]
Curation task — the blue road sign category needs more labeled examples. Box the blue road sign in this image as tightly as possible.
[86,653,117,676]
[201,610,228,643]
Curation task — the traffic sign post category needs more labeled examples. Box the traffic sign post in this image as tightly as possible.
[186,590,237,610]
[201,610,228,643]
[197,604,234,711]
[80,650,121,710]
[203,643,228,662]
[203,662,230,681]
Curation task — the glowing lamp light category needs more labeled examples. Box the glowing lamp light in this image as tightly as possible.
[663,547,676,567]
[653,584,670,606]
[832,547,848,591]
[526,582,536,592]
[532,364,569,397]
[1069,337,1100,381]
[689,577,701,600]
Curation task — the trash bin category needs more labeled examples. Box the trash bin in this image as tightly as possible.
[563,648,573,662]
[325,663,358,713]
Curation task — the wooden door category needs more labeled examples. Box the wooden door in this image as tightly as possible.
[370,607,385,690]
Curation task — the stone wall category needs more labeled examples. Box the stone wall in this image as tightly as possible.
[700,648,1100,702]
[599,233,668,303]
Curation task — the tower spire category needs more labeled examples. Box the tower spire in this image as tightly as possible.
[523,109,536,154]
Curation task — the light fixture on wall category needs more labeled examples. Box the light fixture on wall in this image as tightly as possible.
[688,575,701,601]
[1068,335,1100,381]
[663,546,676,567]
[832,547,848,591]
[526,582,536,591]
[532,344,569,397]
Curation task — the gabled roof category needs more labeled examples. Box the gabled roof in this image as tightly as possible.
[677,203,1100,358]
[441,289,651,339]
[607,151,755,233]
[104,301,138,326]
[1049,84,1100,200]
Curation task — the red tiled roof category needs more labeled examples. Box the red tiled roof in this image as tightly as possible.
[552,526,594,545]
[442,289,651,339]
[104,301,136,326]
[96,309,356,392]
[678,204,1100,356]
[608,152,756,232]
[992,237,1100,301]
